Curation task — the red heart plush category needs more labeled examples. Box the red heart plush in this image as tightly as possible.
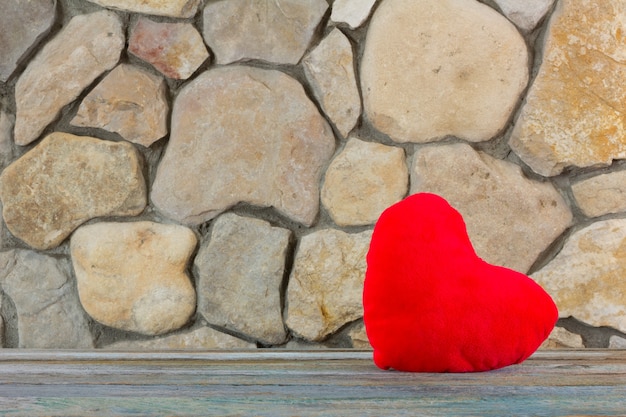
[363,193,558,372]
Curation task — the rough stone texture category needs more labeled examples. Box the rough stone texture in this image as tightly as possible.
[532,219,626,333]
[286,229,372,341]
[361,0,528,143]
[85,0,201,18]
[195,213,291,345]
[71,64,169,147]
[14,11,124,146]
[493,0,556,32]
[0,0,56,82]
[322,137,408,226]
[572,170,626,218]
[540,327,584,349]
[609,336,626,348]
[411,143,573,272]
[348,322,372,349]
[510,0,626,176]
[202,0,328,65]
[0,250,93,348]
[128,18,210,80]
[151,66,335,226]
[303,28,361,138]
[0,133,146,250]
[330,0,377,29]
[106,326,255,350]
[0,112,15,169]
[71,221,197,336]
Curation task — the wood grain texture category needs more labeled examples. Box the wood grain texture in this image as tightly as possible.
[0,349,624,416]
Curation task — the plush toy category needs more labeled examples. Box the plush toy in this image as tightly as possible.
[363,193,558,372]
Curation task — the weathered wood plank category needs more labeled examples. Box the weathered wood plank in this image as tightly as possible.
[0,349,624,416]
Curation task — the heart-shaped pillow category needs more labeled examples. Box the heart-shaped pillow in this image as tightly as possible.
[363,193,558,372]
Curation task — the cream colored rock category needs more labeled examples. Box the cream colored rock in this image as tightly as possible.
[493,0,556,32]
[361,0,528,143]
[572,170,626,218]
[14,11,124,146]
[348,322,372,349]
[303,28,361,138]
[71,221,197,336]
[532,219,626,333]
[106,327,255,350]
[322,137,408,226]
[609,336,626,348]
[202,0,328,65]
[411,143,573,272]
[151,66,335,226]
[86,0,201,17]
[510,0,626,176]
[195,213,291,345]
[0,132,146,250]
[72,64,168,147]
[540,327,584,349]
[330,0,377,29]
[286,229,372,342]
[128,18,209,80]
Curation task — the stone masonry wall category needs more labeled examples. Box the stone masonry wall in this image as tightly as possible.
[0,0,625,350]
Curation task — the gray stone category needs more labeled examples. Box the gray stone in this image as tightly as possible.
[361,0,528,143]
[411,143,573,272]
[85,0,201,18]
[71,221,197,336]
[322,137,408,226]
[510,0,626,176]
[348,322,372,349]
[609,336,626,349]
[0,0,56,82]
[71,64,169,147]
[0,112,15,169]
[128,18,210,80]
[572,170,626,218]
[151,66,335,226]
[0,250,93,348]
[303,28,361,138]
[493,0,556,32]
[106,326,255,350]
[532,219,626,333]
[195,213,290,345]
[0,132,146,250]
[540,327,584,349]
[330,0,377,29]
[286,229,372,342]
[14,11,124,146]
[202,0,328,65]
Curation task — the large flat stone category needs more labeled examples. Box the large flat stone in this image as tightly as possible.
[411,143,573,272]
[0,132,146,250]
[151,66,335,226]
[361,0,528,143]
[14,11,124,146]
[85,0,201,17]
[71,221,197,336]
[510,0,626,176]
[572,170,626,218]
[105,327,255,350]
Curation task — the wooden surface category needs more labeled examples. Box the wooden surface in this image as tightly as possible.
[0,349,625,416]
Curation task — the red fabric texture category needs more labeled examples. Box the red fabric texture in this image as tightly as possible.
[363,193,558,372]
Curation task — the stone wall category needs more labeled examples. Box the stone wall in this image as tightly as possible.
[0,0,624,350]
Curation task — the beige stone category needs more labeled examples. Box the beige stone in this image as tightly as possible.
[128,18,209,80]
[540,327,584,349]
[72,64,169,147]
[609,336,626,348]
[510,0,626,176]
[322,137,408,226]
[286,229,372,342]
[195,213,291,345]
[202,0,328,65]
[532,219,626,333]
[0,132,146,250]
[303,28,361,138]
[572,170,626,218]
[14,11,124,146]
[151,66,335,226]
[71,221,197,336]
[411,143,573,272]
[106,327,255,350]
[493,0,556,32]
[348,322,372,350]
[330,0,377,29]
[361,0,528,143]
[85,0,201,17]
